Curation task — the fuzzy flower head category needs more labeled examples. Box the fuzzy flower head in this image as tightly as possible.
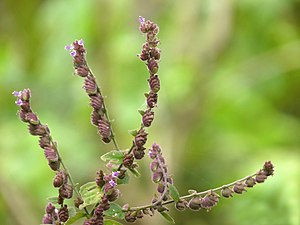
[112,171,120,178]
[65,39,84,57]
[109,179,117,188]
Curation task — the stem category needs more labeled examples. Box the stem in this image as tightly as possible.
[88,68,120,151]
[48,136,89,216]
[126,172,258,212]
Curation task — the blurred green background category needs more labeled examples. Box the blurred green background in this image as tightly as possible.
[0,0,299,224]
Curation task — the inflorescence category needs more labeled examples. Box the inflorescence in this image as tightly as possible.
[13,17,275,225]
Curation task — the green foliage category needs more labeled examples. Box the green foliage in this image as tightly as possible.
[159,211,175,224]
[103,203,125,220]
[104,219,123,225]
[79,182,103,210]
[100,150,126,165]
[168,184,180,203]
[65,212,86,225]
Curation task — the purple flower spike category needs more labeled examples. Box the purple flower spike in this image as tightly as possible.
[65,45,73,51]
[12,91,21,97]
[15,99,23,106]
[112,171,120,178]
[109,179,117,187]
[78,39,84,46]
[139,16,145,24]
[70,50,76,57]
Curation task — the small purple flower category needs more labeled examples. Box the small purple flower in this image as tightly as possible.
[65,44,73,51]
[70,50,76,57]
[139,16,145,24]
[12,90,21,97]
[112,171,120,178]
[109,179,117,188]
[78,39,84,46]
[15,99,23,106]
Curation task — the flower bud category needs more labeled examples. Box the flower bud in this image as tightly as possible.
[175,199,188,211]
[26,112,39,125]
[134,129,148,148]
[58,205,69,222]
[233,181,247,194]
[48,161,60,171]
[53,170,67,188]
[123,154,134,168]
[148,74,160,93]
[263,161,274,176]
[107,189,120,202]
[255,170,268,183]
[142,109,154,127]
[74,197,84,208]
[221,187,233,198]
[39,136,51,149]
[83,75,97,94]
[125,211,137,223]
[98,119,111,143]
[147,58,159,74]
[200,191,219,210]
[42,214,53,224]
[152,170,163,183]
[245,177,256,187]
[45,202,55,214]
[157,183,165,193]
[188,197,201,211]
[96,170,105,187]
[90,95,103,110]
[133,147,145,160]
[146,91,158,108]
[44,147,58,162]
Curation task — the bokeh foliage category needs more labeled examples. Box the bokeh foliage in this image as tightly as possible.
[0,0,299,224]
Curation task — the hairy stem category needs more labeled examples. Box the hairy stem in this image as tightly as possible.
[126,172,258,211]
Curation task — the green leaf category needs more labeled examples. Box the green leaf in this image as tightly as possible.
[138,109,145,116]
[128,129,138,136]
[79,182,103,210]
[128,167,141,177]
[104,219,123,225]
[101,150,125,163]
[169,184,180,203]
[65,212,86,225]
[103,203,125,220]
[47,196,58,204]
[117,172,130,185]
[68,207,77,218]
[159,211,175,224]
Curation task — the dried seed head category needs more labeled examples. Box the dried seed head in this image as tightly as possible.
[58,205,69,222]
[175,199,188,211]
[233,181,247,194]
[148,74,160,93]
[45,202,55,214]
[245,177,256,187]
[98,119,112,143]
[263,161,274,176]
[142,109,154,127]
[123,154,134,168]
[134,129,148,148]
[255,169,268,183]
[221,187,233,198]
[200,191,219,210]
[146,91,158,108]
[188,197,202,211]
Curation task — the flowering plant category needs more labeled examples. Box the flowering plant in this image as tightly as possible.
[13,17,274,225]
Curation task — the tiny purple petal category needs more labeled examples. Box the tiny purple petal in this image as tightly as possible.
[12,91,21,97]
[112,171,119,178]
[109,179,117,187]
[65,45,73,51]
[78,39,84,46]
[15,99,23,106]
[139,16,145,24]
[70,50,76,57]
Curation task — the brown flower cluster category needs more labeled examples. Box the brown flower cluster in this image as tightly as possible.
[13,89,72,223]
[65,40,112,143]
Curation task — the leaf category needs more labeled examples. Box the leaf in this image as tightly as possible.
[65,212,86,225]
[128,129,138,136]
[68,207,77,218]
[128,167,141,177]
[168,184,180,203]
[103,203,125,220]
[138,109,145,116]
[159,211,175,224]
[104,219,123,225]
[101,150,125,163]
[47,196,58,204]
[79,182,103,210]
[117,172,130,185]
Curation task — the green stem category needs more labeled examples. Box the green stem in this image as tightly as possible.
[126,172,258,212]
[48,137,89,216]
